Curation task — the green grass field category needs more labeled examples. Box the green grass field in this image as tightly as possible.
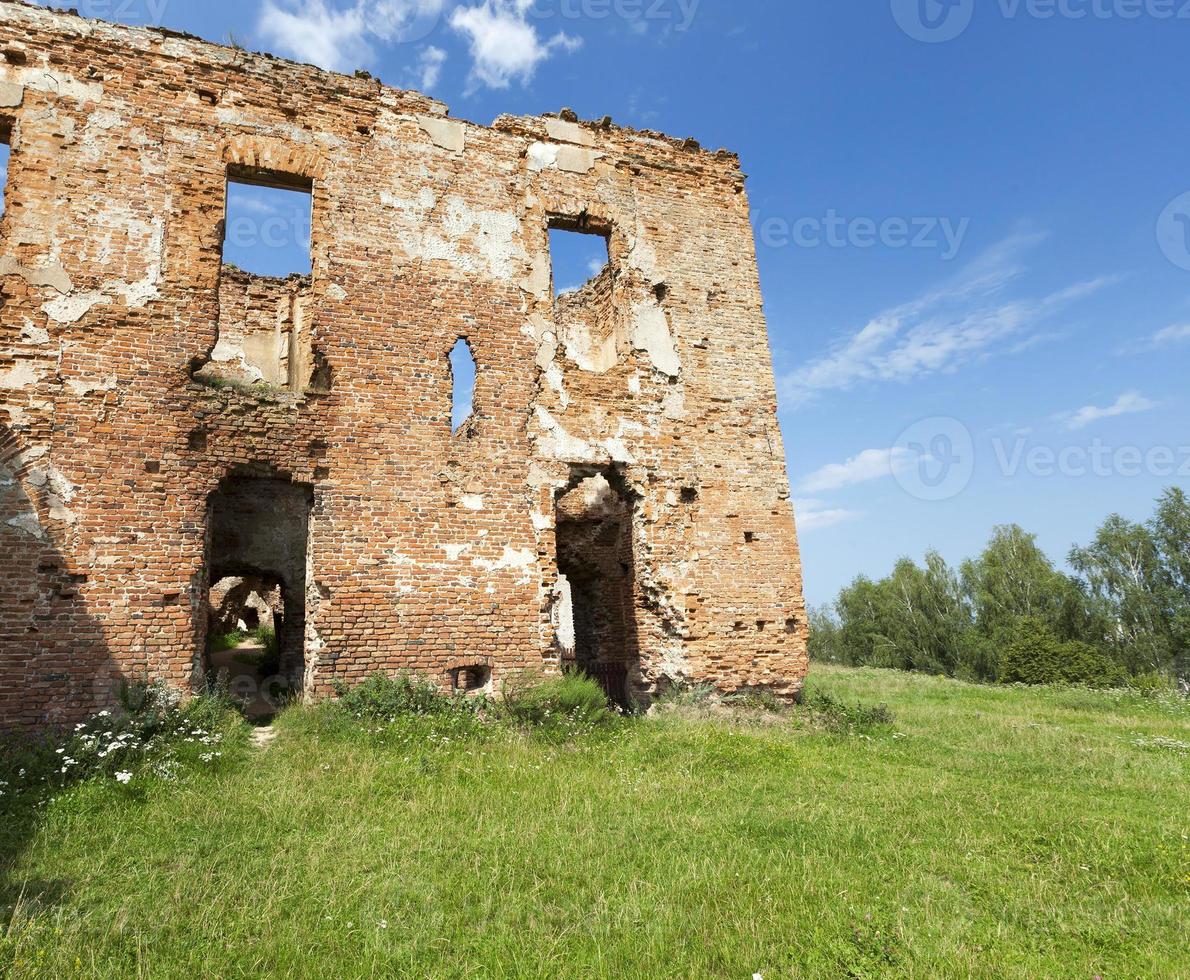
[2,666,1187,978]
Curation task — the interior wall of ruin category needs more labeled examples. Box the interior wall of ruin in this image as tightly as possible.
[0,0,808,729]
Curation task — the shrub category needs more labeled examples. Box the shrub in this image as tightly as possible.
[500,673,615,731]
[209,629,246,652]
[252,625,281,676]
[801,688,893,734]
[994,618,1123,689]
[0,682,240,804]
[1127,670,1180,700]
[332,673,475,720]
[998,618,1126,688]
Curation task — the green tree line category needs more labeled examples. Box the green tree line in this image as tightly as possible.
[809,487,1190,689]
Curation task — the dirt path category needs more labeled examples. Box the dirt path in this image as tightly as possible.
[249,726,277,750]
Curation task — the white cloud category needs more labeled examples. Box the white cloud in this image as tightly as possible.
[257,0,445,74]
[369,0,447,42]
[1150,323,1190,347]
[450,0,581,90]
[257,0,579,91]
[257,0,371,72]
[795,498,863,532]
[1061,392,1158,431]
[799,447,910,494]
[414,45,448,89]
[781,233,1116,408]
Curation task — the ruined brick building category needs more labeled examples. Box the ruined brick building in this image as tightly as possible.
[0,1,808,729]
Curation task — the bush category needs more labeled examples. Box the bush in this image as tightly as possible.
[209,629,246,652]
[0,682,240,804]
[801,688,893,734]
[332,673,476,721]
[500,673,615,731]
[998,618,1126,688]
[252,626,281,676]
[1127,670,1180,699]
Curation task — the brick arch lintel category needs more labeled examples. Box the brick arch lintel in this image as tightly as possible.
[222,136,327,183]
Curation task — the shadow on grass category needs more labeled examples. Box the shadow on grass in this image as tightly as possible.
[0,730,77,926]
[0,420,128,928]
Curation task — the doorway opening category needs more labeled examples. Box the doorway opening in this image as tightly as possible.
[204,477,312,719]
[554,469,639,710]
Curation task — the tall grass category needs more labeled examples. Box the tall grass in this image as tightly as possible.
[1,666,1186,978]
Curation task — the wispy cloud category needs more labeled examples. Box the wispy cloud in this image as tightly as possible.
[413,44,448,89]
[781,233,1116,408]
[1060,391,1158,431]
[795,498,863,532]
[1120,322,1190,354]
[1150,323,1190,347]
[799,447,910,494]
[230,194,280,216]
[450,0,581,90]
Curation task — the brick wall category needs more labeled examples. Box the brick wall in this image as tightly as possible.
[0,0,808,729]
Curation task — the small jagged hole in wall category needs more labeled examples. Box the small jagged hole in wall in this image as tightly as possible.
[449,338,477,434]
[554,469,640,710]
[222,169,313,277]
[204,477,312,720]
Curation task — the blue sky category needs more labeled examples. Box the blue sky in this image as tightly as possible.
[77,0,1190,604]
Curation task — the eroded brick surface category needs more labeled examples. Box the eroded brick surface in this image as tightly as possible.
[0,0,807,729]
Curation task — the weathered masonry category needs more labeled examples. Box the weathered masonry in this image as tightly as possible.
[0,1,808,729]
